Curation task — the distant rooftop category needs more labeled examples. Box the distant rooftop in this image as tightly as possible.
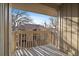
[15,24,45,31]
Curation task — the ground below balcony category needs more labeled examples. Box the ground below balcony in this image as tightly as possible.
[14,44,67,56]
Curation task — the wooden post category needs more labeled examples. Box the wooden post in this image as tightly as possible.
[13,32,16,53]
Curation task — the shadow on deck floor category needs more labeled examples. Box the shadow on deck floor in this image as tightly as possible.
[14,44,67,56]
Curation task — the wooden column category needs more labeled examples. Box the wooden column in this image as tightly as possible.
[0,3,9,56]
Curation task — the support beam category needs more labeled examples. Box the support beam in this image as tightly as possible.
[0,3,9,56]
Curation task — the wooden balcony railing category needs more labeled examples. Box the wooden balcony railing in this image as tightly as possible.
[13,30,54,50]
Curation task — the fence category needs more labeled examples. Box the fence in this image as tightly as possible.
[13,30,54,50]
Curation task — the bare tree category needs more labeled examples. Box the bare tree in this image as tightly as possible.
[12,9,33,31]
[49,17,58,29]
[49,17,55,28]
[44,21,47,28]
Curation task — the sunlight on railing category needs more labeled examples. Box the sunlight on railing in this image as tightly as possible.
[13,30,53,50]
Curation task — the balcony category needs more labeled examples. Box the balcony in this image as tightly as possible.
[0,3,79,56]
[14,44,66,56]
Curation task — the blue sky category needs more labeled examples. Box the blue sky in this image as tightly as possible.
[12,8,56,26]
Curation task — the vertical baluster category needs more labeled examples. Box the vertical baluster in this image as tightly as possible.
[21,34,23,48]
[27,35,28,48]
[31,33,32,47]
[31,32,32,48]
[28,33,30,48]
[19,33,21,48]
[18,34,19,49]
[31,34,32,48]
[39,34,40,46]
[30,32,31,48]
[28,33,29,48]
[27,33,28,48]
[38,34,39,46]
[22,34,25,48]
[30,36,32,47]
[38,33,40,45]
[41,33,43,45]
[19,34,21,49]
[43,32,44,45]
[33,33,35,46]
[40,33,41,46]
[27,36,28,48]
[37,34,38,46]
[21,33,22,48]
[25,34,26,48]
[18,33,19,49]
[27,40,28,48]
[24,34,25,48]
[34,33,35,47]
[26,34,27,48]
[34,32,35,47]
[30,32,32,47]
[22,33,24,48]
[29,33,31,47]
[28,32,29,48]
[35,33,36,47]
[20,33,21,48]
[22,34,23,48]
[14,32,17,51]
[29,33,30,48]
[45,32,46,44]
[39,33,40,46]
[42,31,45,45]
[20,33,22,48]
[32,32,33,47]
[35,32,36,47]
[33,33,34,47]
[39,34,41,45]
[41,32,42,45]
[42,32,45,45]
[25,33,26,48]
[41,32,43,45]
[31,33,33,47]
[38,33,39,46]
[33,32,34,47]
[30,33,31,48]
[33,34,35,46]
[36,33,37,46]
[23,34,24,48]
[43,31,45,45]
[26,33,27,48]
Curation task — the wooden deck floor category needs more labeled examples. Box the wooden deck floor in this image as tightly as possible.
[14,44,66,56]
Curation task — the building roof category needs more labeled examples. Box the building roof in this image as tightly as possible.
[16,24,45,31]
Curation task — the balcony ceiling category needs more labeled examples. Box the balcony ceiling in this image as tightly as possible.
[12,3,61,16]
[41,3,61,9]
